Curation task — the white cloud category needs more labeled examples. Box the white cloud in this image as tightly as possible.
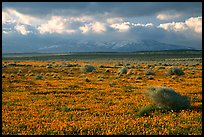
[14,24,31,35]
[2,10,15,24]
[185,16,202,33]
[158,22,187,32]
[79,22,106,34]
[145,23,154,27]
[37,16,65,34]
[131,22,154,27]
[2,8,41,26]
[110,22,154,32]
[106,17,124,24]
[157,13,182,20]
[79,24,91,34]
[3,8,155,35]
[68,16,94,23]
[91,22,106,33]
[37,16,76,34]
[158,16,202,33]
[110,22,130,32]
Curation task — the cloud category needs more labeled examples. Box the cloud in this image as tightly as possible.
[79,22,106,34]
[2,2,202,51]
[131,22,154,27]
[37,16,76,34]
[2,3,201,36]
[158,16,202,33]
[110,22,154,32]
[110,22,130,32]
[68,16,94,23]
[156,12,182,20]
[185,16,202,33]
[2,8,106,35]
[2,10,15,24]
[125,25,201,49]
[2,8,42,26]
[106,17,124,24]
[3,2,201,19]
[158,22,188,32]
[79,24,90,33]
[92,22,106,33]
[14,24,31,35]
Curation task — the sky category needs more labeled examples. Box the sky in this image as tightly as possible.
[2,2,202,52]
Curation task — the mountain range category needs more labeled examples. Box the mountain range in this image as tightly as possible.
[3,39,196,53]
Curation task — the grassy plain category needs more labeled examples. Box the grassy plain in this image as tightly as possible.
[2,51,202,135]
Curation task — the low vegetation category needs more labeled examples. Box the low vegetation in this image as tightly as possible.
[2,53,202,135]
[146,87,191,110]
[138,87,191,116]
[118,67,128,74]
[145,69,156,75]
[81,64,95,73]
[167,67,185,76]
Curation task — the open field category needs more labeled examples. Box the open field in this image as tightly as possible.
[2,51,202,135]
[2,50,202,62]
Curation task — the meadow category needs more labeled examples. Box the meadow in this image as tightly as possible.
[2,51,202,135]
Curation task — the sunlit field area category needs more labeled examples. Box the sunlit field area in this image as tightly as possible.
[2,51,202,135]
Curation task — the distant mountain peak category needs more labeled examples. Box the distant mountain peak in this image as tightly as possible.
[3,39,195,53]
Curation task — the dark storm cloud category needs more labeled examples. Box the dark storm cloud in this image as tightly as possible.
[2,2,202,18]
[127,26,202,49]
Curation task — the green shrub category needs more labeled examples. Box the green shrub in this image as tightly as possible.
[35,75,43,80]
[92,70,98,73]
[136,76,142,80]
[138,104,158,116]
[18,70,22,73]
[46,64,53,68]
[105,69,110,73]
[167,67,184,76]
[145,86,191,111]
[118,67,128,74]
[81,65,95,73]
[127,69,134,75]
[138,104,174,116]
[147,76,154,80]
[29,73,35,76]
[145,69,155,75]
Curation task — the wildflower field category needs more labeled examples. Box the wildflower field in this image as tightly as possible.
[2,51,202,135]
